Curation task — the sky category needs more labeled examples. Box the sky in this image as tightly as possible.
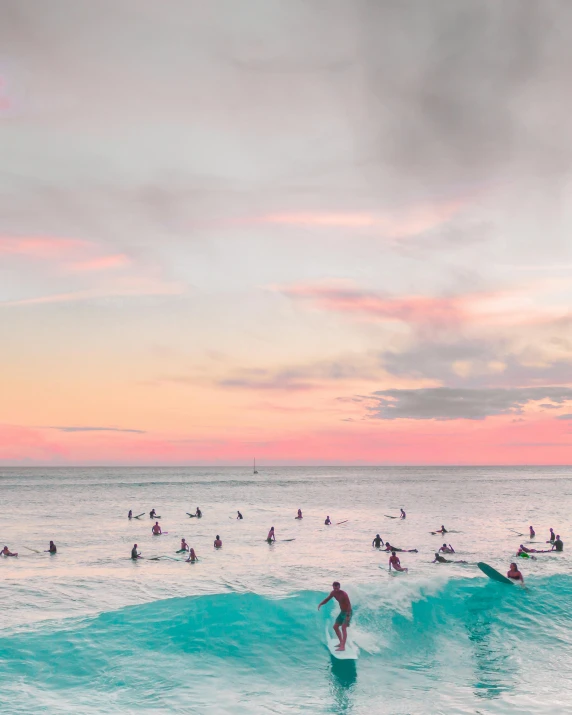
[1,0,571,465]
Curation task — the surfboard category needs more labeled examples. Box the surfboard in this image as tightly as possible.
[325,625,358,660]
[133,513,145,519]
[384,515,398,518]
[477,562,514,585]
[282,538,296,542]
[336,520,348,525]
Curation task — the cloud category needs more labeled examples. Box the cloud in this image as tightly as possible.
[45,426,146,433]
[364,387,572,421]
[0,236,89,258]
[556,414,572,420]
[66,254,130,272]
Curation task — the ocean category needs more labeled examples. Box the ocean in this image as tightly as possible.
[0,466,570,714]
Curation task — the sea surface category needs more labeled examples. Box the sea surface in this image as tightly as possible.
[0,465,570,714]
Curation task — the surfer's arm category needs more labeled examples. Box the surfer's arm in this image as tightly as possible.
[318,593,334,609]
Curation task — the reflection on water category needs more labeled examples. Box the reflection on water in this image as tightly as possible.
[328,658,357,713]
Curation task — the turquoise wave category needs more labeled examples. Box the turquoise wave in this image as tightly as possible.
[1,575,571,713]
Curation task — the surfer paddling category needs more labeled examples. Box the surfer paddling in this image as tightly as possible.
[318,582,352,651]
[389,551,408,572]
[152,522,162,535]
[433,552,467,564]
[507,562,524,583]
[1,546,17,557]
[384,541,417,553]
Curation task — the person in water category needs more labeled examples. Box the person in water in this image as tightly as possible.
[372,534,384,548]
[178,538,189,553]
[529,525,535,538]
[237,511,243,520]
[214,535,222,548]
[296,509,303,519]
[552,535,564,552]
[325,516,332,525]
[195,507,202,518]
[433,552,467,564]
[318,581,352,651]
[548,528,555,543]
[434,525,447,534]
[128,510,132,519]
[389,551,408,572]
[131,543,141,560]
[186,547,198,563]
[149,509,156,519]
[439,544,455,553]
[2,546,17,557]
[152,521,162,535]
[400,509,406,519]
[45,541,57,554]
[384,541,417,553]
[267,526,276,543]
[507,562,524,583]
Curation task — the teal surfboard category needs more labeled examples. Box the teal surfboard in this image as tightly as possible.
[478,562,514,585]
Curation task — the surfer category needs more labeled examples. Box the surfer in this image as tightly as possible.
[439,544,455,553]
[195,507,202,518]
[433,525,447,534]
[186,547,198,563]
[552,535,564,552]
[548,528,555,543]
[45,541,57,554]
[149,509,156,519]
[267,526,276,543]
[296,509,303,519]
[128,510,132,519]
[325,516,332,525]
[384,541,417,553]
[318,582,352,651]
[178,538,189,553]
[507,562,524,583]
[1,546,17,557]
[152,522,162,535]
[131,544,141,560]
[237,511,243,520]
[214,535,222,548]
[400,509,406,519]
[372,534,384,548]
[389,551,408,572]
[433,552,467,564]
[529,525,535,538]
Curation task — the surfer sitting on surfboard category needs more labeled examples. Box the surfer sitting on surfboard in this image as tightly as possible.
[318,582,352,652]
[400,509,406,519]
[131,543,141,560]
[186,547,198,562]
[152,522,162,535]
[267,526,276,543]
[149,509,157,519]
[507,563,524,583]
[389,551,408,572]
[214,535,222,548]
[128,510,132,519]
[2,545,17,557]
[372,534,384,548]
[439,544,455,553]
[552,535,564,552]
[296,509,303,519]
[237,511,243,520]
[433,525,447,534]
[178,539,189,553]
[325,516,331,525]
[45,541,57,554]
[529,525,535,538]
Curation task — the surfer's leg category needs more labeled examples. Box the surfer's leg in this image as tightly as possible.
[339,623,347,650]
[333,622,342,646]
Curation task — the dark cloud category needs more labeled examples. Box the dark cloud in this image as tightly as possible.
[46,426,146,434]
[556,414,572,420]
[365,387,572,421]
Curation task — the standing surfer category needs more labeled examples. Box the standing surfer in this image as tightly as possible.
[318,582,352,652]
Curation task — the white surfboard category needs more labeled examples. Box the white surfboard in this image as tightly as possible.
[325,625,358,660]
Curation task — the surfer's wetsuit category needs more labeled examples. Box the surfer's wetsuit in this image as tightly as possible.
[553,538,563,552]
[372,535,383,548]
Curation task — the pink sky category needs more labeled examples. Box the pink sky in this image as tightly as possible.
[1,3,572,465]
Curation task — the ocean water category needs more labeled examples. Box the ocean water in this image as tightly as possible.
[0,465,570,714]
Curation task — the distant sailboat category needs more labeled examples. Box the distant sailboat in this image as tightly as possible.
[253,458,258,474]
